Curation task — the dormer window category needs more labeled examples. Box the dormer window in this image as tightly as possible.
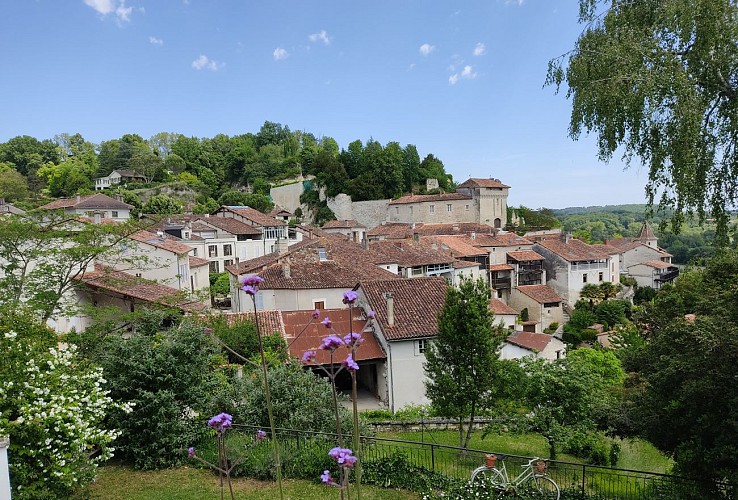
[318,247,328,261]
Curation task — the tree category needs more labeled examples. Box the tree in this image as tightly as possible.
[425,277,512,449]
[142,194,183,214]
[548,0,738,244]
[0,164,29,201]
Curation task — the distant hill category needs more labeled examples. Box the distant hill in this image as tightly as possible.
[553,204,652,217]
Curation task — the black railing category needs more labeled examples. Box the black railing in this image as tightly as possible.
[213,424,734,499]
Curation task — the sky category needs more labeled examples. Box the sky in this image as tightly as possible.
[0,0,650,209]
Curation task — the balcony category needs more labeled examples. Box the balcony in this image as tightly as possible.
[490,277,512,289]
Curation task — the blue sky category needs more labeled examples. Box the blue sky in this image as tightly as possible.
[0,0,649,209]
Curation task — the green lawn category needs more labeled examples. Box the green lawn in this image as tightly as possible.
[82,465,419,500]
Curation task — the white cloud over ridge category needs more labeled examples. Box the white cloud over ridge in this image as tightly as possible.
[308,30,332,45]
[149,36,163,45]
[419,43,435,56]
[273,48,289,61]
[473,42,486,56]
[192,55,224,71]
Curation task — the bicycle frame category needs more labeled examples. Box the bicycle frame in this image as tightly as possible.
[496,458,539,488]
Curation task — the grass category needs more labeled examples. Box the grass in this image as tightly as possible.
[82,465,419,500]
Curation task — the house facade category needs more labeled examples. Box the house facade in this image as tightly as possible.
[94,169,146,190]
[500,331,566,361]
[40,193,133,221]
[507,284,564,333]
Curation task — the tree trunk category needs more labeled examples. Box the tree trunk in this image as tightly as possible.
[463,400,477,450]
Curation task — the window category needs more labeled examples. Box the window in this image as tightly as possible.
[224,259,233,267]
[208,245,218,258]
[543,302,559,308]
[223,244,233,256]
[598,271,604,282]
[447,204,452,212]
[415,339,427,356]
[318,247,328,261]
[112,211,118,218]
[395,207,399,214]
[582,274,588,283]
[465,204,470,211]
[409,206,413,215]
[209,261,219,273]
[429,205,435,214]
[314,300,325,310]
[193,248,198,256]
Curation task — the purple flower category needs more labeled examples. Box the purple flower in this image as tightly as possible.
[321,316,332,329]
[343,332,364,347]
[204,327,213,334]
[301,350,317,364]
[367,310,376,319]
[312,309,320,319]
[207,412,233,433]
[187,447,196,457]
[328,447,358,468]
[342,354,359,371]
[256,429,267,441]
[241,275,265,287]
[241,285,257,296]
[342,290,358,305]
[319,335,343,351]
[321,469,333,484]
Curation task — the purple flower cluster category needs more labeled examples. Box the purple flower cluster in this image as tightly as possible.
[301,350,317,364]
[328,447,357,468]
[256,429,267,441]
[343,332,364,347]
[342,354,359,371]
[207,412,233,433]
[240,275,265,296]
[321,469,333,484]
[187,447,196,457]
[318,334,344,351]
[367,310,376,319]
[321,316,332,329]
[342,290,358,305]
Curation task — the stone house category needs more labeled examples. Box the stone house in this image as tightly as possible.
[507,284,564,333]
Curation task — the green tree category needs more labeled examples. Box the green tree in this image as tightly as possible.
[548,0,738,243]
[0,164,29,201]
[425,277,511,449]
[142,194,183,214]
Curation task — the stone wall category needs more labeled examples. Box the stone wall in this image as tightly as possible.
[326,195,390,229]
[270,180,306,213]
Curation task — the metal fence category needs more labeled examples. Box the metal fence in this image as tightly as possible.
[226,424,733,499]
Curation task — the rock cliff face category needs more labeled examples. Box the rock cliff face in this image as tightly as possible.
[327,195,389,229]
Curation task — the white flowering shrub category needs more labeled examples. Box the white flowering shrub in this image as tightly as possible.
[0,311,131,499]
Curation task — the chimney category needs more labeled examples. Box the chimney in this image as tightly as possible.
[471,231,476,240]
[413,232,419,242]
[275,238,289,255]
[76,194,81,204]
[386,293,395,326]
[93,211,101,224]
[565,232,572,243]
[116,194,124,202]
[282,261,291,278]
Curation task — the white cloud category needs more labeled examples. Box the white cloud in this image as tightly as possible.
[473,42,486,56]
[191,55,224,71]
[505,0,525,5]
[83,0,135,23]
[419,43,435,56]
[273,48,289,61]
[308,30,332,45]
[449,65,477,85]
[149,36,163,45]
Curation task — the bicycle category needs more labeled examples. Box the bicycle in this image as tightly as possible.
[470,454,560,499]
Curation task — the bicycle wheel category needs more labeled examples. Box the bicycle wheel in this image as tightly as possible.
[531,475,560,500]
[470,466,506,491]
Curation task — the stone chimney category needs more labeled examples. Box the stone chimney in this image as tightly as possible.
[386,293,395,327]
[565,232,572,243]
[76,194,81,204]
[275,238,289,255]
[282,260,291,278]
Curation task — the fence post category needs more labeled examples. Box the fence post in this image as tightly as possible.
[0,436,10,499]
[581,463,586,496]
[431,444,435,471]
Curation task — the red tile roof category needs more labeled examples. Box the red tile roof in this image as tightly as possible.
[516,285,562,304]
[361,277,448,341]
[506,332,555,352]
[78,266,205,311]
[220,311,286,336]
[457,178,510,189]
[323,219,366,229]
[423,235,487,257]
[41,193,133,210]
[366,222,499,239]
[281,309,385,364]
[489,264,514,271]
[506,250,545,262]
[129,230,195,255]
[535,238,609,262]
[388,193,471,205]
[472,232,533,247]
[198,216,261,235]
[593,243,623,255]
[189,256,209,268]
[369,239,455,267]
[637,260,673,269]
[489,298,518,316]
[218,206,287,227]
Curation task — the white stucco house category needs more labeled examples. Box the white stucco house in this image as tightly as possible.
[500,331,566,361]
[94,169,146,190]
[40,193,133,221]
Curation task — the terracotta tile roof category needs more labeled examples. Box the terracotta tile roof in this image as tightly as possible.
[472,232,533,247]
[129,230,194,255]
[454,259,481,269]
[535,238,609,262]
[281,309,385,364]
[198,216,261,235]
[388,192,471,205]
[634,260,673,270]
[258,261,394,289]
[189,256,209,268]
[361,277,448,341]
[323,219,366,229]
[516,285,562,304]
[269,206,292,217]
[637,221,657,240]
[506,332,555,352]
[606,238,643,252]
[489,264,514,271]
[369,239,455,267]
[489,298,518,316]
[77,265,205,311]
[423,235,487,257]
[219,206,287,227]
[592,243,622,255]
[220,311,286,335]
[41,193,133,211]
[507,250,545,262]
[457,178,510,189]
